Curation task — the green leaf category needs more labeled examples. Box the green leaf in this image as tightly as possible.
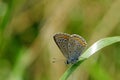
[60,36,120,80]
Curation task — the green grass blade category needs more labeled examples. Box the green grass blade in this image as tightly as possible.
[81,36,120,58]
[60,36,120,80]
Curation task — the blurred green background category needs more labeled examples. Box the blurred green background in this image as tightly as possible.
[0,0,120,80]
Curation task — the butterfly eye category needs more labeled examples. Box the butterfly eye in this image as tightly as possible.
[76,58,78,60]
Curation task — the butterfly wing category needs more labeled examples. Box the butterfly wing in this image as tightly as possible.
[68,34,87,62]
[53,33,70,58]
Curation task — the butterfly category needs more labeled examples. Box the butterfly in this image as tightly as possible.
[53,33,87,64]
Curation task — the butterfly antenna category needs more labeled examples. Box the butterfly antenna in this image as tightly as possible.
[51,57,65,63]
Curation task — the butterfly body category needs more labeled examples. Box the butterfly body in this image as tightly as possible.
[53,33,87,64]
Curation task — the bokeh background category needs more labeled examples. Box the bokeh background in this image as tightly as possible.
[0,0,120,80]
